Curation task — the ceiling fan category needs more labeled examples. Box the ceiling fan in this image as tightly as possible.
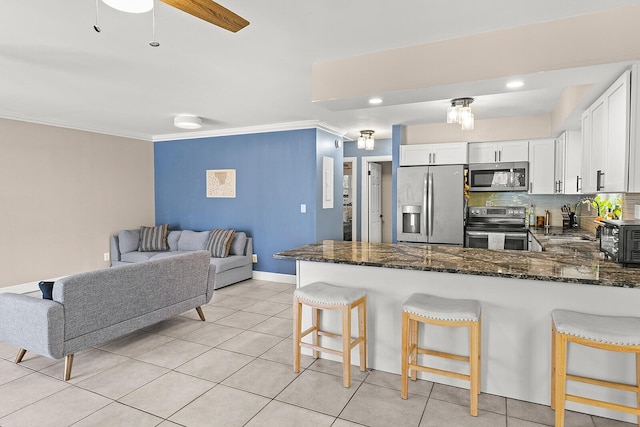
[101,0,249,33]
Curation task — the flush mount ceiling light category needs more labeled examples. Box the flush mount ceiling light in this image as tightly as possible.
[368,97,383,105]
[357,130,375,151]
[446,97,475,131]
[102,0,153,13]
[174,115,202,129]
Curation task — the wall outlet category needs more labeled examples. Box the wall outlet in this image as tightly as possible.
[252,254,258,263]
[300,204,306,213]
[635,205,640,219]
[103,252,110,262]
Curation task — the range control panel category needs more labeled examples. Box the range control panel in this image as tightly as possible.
[468,206,526,218]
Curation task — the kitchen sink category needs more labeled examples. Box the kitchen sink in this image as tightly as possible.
[546,237,591,244]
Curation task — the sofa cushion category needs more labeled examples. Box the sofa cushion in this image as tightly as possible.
[178,230,211,251]
[210,255,251,273]
[167,231,182,251]
[139,224,169,252]
[229,232,247,256]
[121,251,163,263]
[118,229,140,254]
[207,229,235,258]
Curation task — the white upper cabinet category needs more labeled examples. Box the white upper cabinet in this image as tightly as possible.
[528,138,555,194]
[581,70,631,193]
[399,142,468,166]
[468,140,529,163]
[555,130,582,194]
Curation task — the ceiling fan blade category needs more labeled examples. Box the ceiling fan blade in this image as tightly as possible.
[160,0,249,32]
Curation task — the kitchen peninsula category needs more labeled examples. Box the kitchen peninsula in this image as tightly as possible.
[275,241,640,422]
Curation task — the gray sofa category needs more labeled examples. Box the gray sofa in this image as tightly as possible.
[0,251,215,380]
[110,229,253,289]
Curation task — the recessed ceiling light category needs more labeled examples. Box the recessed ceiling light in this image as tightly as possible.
[174,115,202,129]
[506,80,524,89]
[369,97,383,105]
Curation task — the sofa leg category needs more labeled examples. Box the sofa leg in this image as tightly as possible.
[15,348,27,364]
[64,354,74,381]
[195,306,206,321]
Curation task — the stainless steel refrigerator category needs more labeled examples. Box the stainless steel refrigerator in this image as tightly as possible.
[396,164,465,244]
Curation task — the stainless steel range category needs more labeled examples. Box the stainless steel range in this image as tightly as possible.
[465,206,528,250]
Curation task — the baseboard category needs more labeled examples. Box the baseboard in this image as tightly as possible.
[252,271,296,284]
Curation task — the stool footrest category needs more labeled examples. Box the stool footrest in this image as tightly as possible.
[566,394,640,416]
[301,342,343,357]
[415,347,470,363]
[408,363,470,382]
[567,374,639,393]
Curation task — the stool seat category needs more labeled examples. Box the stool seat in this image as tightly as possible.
[403,293,480,322]
[552,309,640,345]
[294,282,366,306]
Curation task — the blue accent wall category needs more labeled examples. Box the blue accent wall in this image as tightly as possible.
[154,128,341,275]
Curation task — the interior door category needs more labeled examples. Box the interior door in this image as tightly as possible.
[368,162,382,243]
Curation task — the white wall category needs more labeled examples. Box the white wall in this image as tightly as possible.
[0,118,155,288]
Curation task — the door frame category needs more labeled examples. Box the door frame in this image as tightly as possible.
[343,157,357,242]
[361,155,392,242]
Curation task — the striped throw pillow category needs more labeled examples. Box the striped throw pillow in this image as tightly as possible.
[138,224,169,252]
[207,229,235,258]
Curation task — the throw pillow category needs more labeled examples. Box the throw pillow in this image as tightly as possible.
[229,232,247,256]
[39,281,55,300]
[177,230,211,251]
[207,229,235,258]
[138,224,169,252]
[118,229,140,254]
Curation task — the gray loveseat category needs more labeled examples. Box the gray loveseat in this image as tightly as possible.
[0,251,214,380]
[110,228,253,289]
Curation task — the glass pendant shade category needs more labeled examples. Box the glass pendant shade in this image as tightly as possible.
[357,136,366,149]
[447,105,458,124]
[102,0,153,13]
[461,112,475,131]
[365,136,374,150]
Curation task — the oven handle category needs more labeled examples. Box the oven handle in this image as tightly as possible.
[466,231,528,238]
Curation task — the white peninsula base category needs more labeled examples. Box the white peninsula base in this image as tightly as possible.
[295,260,640,423]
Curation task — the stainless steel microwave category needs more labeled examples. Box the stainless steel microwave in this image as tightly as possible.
[468,162,528,192]
[600,219,640,265]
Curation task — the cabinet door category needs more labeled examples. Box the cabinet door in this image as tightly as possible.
[498,140,529,162]
[400,145,433,166]
[564,130,583,194]
[604,72,630,192]
[581,109,594,193]
[554,135,566,194]
[468,143,498,163]
[590,97,607,191]
[528,139,555,194]
[431,142,468,165]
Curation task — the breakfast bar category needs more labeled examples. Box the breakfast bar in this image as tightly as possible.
[275,240,640,423]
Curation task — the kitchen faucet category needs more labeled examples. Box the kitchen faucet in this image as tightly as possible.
[576,197,600,218]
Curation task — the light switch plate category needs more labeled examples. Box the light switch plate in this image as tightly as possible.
[301,204,306,213]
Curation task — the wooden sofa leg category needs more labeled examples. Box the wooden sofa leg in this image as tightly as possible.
[64,354,74,381]
[15,348,27,364]
[195,306,206,321]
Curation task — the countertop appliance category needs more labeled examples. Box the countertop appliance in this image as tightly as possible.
[465,206,528,250]
[396,164,465,245]
[468,162,528,192]
[600,219,640,265]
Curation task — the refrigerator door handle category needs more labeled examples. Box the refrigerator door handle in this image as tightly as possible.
[428,172,434,237]
[422,173,428,239]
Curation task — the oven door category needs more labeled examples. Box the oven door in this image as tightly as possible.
[465,231,529,250]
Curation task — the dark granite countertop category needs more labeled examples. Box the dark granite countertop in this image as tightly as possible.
[528,226,601,257]
[274,239,640,289]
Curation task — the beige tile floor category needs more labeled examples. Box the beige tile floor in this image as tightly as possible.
[0,278,635,427]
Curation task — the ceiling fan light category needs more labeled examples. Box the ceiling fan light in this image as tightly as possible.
[102,0,153,13]
[174,115,202,129]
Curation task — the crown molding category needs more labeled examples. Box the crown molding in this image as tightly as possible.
[0,112,152,142]
[152,120,347,142]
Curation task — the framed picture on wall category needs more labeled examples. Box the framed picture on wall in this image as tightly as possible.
[206,169,236,198]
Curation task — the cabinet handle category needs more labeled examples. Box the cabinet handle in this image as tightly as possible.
[559,180,563,193]
[433,153,436,163]
[596,170,605,191]
[494,151,497,162]
[529,182,532,192]
[576,176,581,192]
[499,151,502,162]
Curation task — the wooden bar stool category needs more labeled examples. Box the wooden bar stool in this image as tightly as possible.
[401,293,481,416]
[551,309,640,427]
[293,281,367,387]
